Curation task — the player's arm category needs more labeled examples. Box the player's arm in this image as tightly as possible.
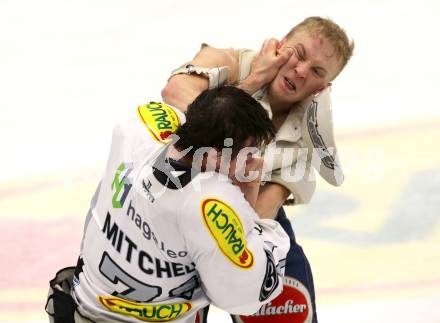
[161,44,240,112]
[179,186,290,315]
[161,40,294,112]
[232,156,265,209]
[256,183,290,219]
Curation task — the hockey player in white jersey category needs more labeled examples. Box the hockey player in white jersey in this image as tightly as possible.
[46,86,290,323]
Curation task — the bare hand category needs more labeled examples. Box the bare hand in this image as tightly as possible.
[249,38,294,87]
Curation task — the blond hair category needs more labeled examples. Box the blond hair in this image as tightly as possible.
[286,16,354,78]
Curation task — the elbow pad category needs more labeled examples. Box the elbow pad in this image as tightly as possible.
[301,88,344,186]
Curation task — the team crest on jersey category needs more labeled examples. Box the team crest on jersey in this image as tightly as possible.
[235,276,313,323]
[201,198,254,269]
[137,102,181,143]
[98,296,192,322]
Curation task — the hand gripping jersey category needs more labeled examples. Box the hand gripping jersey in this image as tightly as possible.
[72,102,290,323]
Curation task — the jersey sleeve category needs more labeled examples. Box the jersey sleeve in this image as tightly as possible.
[177,179,290,315]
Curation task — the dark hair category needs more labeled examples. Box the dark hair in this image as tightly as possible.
[174,86,275,157]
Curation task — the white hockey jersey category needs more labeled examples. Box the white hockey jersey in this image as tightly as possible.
[72,102,290,323]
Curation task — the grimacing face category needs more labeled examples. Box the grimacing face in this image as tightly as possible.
[268,30,342,107]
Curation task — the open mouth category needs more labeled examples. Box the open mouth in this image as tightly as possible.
[284,77,296,91]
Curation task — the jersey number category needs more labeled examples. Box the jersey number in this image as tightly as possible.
[99,252,162,302]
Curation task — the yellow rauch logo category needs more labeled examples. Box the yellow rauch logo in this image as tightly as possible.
[98,296,192,322]
[137,102,181,143]
[201,198,254,269]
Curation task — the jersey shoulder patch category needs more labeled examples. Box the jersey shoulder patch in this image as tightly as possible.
[200,197,254,269]
[137,102,181,143]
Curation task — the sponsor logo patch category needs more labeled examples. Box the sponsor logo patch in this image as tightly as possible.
[111,162,133,209]
[98,296,192,322]
[137,102,181,143]
[259,249,280,301]
[236,276,313,323]
[201,198,254,269]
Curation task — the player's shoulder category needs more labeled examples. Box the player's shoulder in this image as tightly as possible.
[136,101,185,142]
[113,101,185,146]
[117,101,184,135]
[192,172,242,197]
[182,172,256,220]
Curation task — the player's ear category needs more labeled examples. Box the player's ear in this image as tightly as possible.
[191,147,220,172]
[204,147,221,172]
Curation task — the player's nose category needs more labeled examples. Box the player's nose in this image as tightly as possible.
[294,61,311,79]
